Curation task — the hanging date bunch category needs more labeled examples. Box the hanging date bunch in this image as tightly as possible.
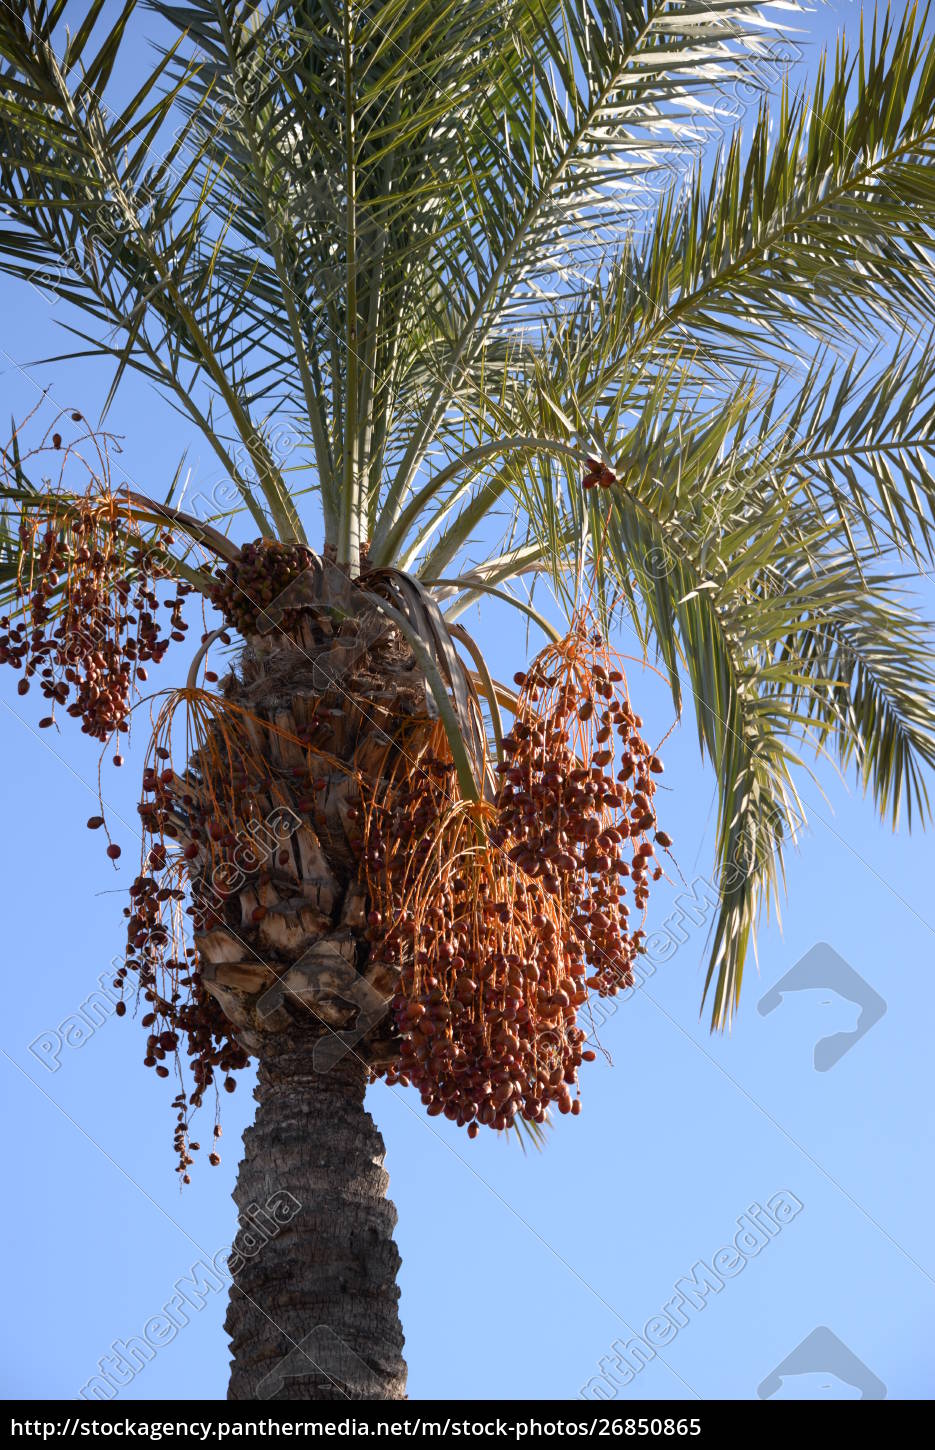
[363,739,593,1134]
[118,691,316,1178]
[0,419,190,744]
[494,618,673,998]
[364,616,674,1137]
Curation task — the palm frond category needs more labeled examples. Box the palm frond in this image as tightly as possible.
[626,2,935,374]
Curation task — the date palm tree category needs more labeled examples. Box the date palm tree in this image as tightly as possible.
[3,0,935,1401]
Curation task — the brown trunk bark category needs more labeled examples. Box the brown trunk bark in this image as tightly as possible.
[225,1035,406,1400]
[172,562,433,1398]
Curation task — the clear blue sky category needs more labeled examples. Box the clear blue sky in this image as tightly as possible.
[1,1,933,1403]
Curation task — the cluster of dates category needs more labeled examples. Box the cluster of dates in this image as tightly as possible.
[364,624,672,1138]
[494,642,670,997]
[0,494,188,754]
[364,750,593,1134]
[119,735,283,1176]
[210,538,317,636]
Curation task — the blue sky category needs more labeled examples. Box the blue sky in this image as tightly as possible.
[1,0,933,1403]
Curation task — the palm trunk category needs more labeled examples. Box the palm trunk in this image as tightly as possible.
[225,1034,406,1400]
[167,558,442,1400]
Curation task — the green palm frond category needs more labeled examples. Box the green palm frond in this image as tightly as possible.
[614,3,935,368]
[475,347,935,1025]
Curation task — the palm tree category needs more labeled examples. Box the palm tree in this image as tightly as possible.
[2,0,935,1401]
